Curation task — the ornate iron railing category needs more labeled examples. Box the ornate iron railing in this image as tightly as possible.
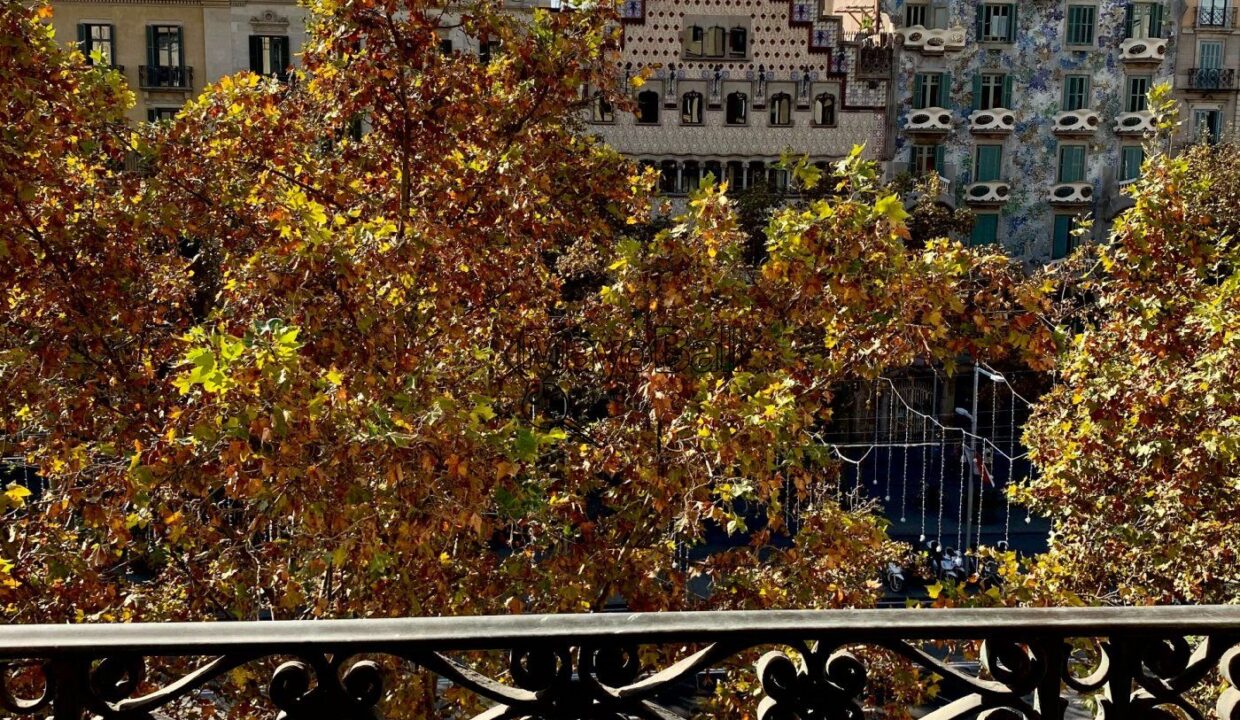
[1188,68,1239,90]
[0,606,1237,719]
[1196,4,1239,27]
[138,65,193,90]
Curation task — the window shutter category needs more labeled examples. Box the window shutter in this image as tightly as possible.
[974,7,985,40]
[146,25,156,69]
[913,74,925,109]
[249,36,263,73]
[1150,3,1164,37]
[107,24,116,63]
[972,74,983,110]
[1123,3,1134,38]
[934,144,946,174]
[278,37,290,73]
[175,26,184,67]
[1053,216,1072,259]
[1008,4,1018,41]
[77,23,87,51]
[1002,75,1013,107]
[938,72,950,107]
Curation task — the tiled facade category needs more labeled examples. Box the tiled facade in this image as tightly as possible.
[887,0,1176,262]
[586,0,895,195]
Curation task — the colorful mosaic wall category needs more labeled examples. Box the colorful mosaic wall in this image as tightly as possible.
[887,0,1175,262]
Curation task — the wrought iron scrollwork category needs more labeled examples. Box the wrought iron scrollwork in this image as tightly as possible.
[0,607,1234,719]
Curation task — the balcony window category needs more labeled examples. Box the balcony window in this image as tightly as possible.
[973,73,1011,110]
[147,24,183,70]
[1198,0,1230,26]
[975,145,1003,182]
[728,27,748,57]
[1194,108,1223,143]
[1053,214,1079,259]
[147,107,178,123]
[591,91,614,123]
[726,92,748,125]
[636,90,660,124]
[77,23,115,66]
[911,144,945,176]
[659,160,679,194]
[813,92,836,126]
[1057,144,1087,184]
[681,91,703,125]
[977,4,1016,43]
[913,72,947,109]
[1125,3,1165,39]
[1066,5,1096,46]
[769,93,793,126]
[971,213,999,245]
[1063,75,1091,111]
[1199,40,1224,75]
[1126,76,1150,113]
[1121,145,1144,183]
[683,161,702,193]
[249,35,290,80]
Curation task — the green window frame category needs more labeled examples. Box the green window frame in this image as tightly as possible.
[1121,146,1144,182]
[77,23,115,66]
[1126,76,1150,112]
[911,144,945,176]
[1053,215,1078,259]
[1066,5,1096,46]
[976,3,1017,42]
[972,73,1012,110]
[1125,2,1165,39]
[249,35,290,79]
[147,24,184,69]
[905,3,928,27]
[1063,75,1090,111]
[1058,144,1087,183]
[912,72,948,109]
[975,144,1003,182]
[971,214,1000,246]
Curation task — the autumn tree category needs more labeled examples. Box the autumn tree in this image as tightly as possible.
[2,0,1055,715]
[1017,94,1240,605]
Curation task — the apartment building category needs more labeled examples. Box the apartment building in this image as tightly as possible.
[584,0,895,196]
[49,0,307,124]
[1173,0,1239,143]
[888,0,1175,262]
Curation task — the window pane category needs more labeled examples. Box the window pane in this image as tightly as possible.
[1064,75,1089,110]
[1067,6,1095,44]
[971,214,999,245]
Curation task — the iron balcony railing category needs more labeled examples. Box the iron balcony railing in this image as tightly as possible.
[0,606,1236,719]
[1188,67,1239,90]
[138,65,193,90]
[1196,4,1239,27]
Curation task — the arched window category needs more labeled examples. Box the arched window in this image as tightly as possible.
[814,92,836,126]
[726,91,748,125]
[704,26,726,57]
[659,160,679,194]
[769,93,793,126]
[681,91,703,124]
[685,25,704,57]
[636,90,660,124]
[728,26,748,57]
[592,91,614,122]
[682,160,701,193]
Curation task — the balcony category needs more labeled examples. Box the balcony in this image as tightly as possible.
[1053,109,1101,135]
[1187,67,1239,90]
[0,607,1235,719]
[1119,37,1168,64]
[1196,4,1239,28]
[896,25,967,54]
[964,180,1011,205]
[1049,182,1095,205]
[969,108,1015,134]
[138,65,193,90]
[904,107,954,133]
[1115,110,1157,134]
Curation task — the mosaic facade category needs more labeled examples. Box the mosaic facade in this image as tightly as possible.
[886,0,1176,262]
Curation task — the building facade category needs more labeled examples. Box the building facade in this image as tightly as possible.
[1172,0,1239,144]
[887,0,1176,262]
[50,0,307,124]
[585,0,895,196]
